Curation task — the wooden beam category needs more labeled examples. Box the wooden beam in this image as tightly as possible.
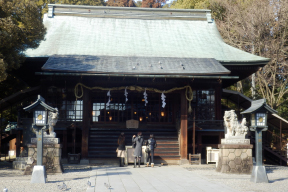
[81,87,90,159]
[180,90,188,160]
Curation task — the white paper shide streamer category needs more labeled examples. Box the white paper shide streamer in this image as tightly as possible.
[124,87,128,102]
[161,92,166,108]
[143,88,148,106]
[106,90,111,107]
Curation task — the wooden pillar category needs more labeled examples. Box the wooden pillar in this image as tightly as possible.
[81,87,90,160]
[16,130,21,157]
[16,108,21,157]
[215,84,222,120]
[193,110,196,154]
[180,90,188,163]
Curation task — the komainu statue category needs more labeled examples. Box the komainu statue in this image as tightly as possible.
[223,110,248,138]
[45,109,59,137]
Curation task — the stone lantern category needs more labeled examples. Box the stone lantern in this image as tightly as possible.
[23,95,58,183]
[241,98,277,183]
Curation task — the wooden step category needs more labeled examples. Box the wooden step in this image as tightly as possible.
[154,156,180,160]
[88,154,117,158]
[88,126,180,161]
[154,152,179,156]
[156,140,178,144]
[154,148,179,152]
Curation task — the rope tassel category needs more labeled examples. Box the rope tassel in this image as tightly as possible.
[186,87,193,114]
[143,88,148,106]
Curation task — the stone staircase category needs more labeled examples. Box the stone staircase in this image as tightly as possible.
[88,126,180,164]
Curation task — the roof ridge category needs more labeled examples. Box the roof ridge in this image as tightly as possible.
[47,4,212,22]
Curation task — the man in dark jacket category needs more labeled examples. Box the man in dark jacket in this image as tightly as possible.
[146,134,157,167]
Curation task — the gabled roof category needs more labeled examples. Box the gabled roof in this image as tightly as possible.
[241,99,277,114]
[25,5,269,65]
[23,95,57,112]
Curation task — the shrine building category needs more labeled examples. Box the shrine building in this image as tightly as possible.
[5,4,270,164]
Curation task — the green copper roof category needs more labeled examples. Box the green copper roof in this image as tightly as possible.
[25,5,269,64]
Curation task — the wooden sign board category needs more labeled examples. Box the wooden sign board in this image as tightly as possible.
[126,120,139,128]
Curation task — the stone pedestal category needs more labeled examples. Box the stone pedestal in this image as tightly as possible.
[24,143,63,175]
[250,166,269,183]
[13,157,28,170]
[31,165,47,183]
[216,144,253,174]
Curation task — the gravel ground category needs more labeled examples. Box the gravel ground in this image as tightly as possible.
[1,162,288,192]
[0,162,92,192]
[184,164,288,192]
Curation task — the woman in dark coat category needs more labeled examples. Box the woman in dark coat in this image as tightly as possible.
[146,134,157,167]
[132,132,143,168]
[117,132,126,167]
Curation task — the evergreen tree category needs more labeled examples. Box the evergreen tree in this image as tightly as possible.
[0,0,46,82]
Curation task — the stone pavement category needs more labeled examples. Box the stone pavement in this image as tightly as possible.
[86,165,239,192]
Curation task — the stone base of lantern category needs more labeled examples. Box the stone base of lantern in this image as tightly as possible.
[216,144,253,174]
[250,165,269,183]
[31,165,47,183]
[24,143,63,175]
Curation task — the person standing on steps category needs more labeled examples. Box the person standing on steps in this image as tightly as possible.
[132,132,143,168]
[117,132,126,167]
[146,134,157,168]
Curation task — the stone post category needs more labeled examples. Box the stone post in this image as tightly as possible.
[250,127,268,183]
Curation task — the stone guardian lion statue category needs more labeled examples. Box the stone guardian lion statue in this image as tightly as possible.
[223,110,248,138]
[46,108,59,137]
